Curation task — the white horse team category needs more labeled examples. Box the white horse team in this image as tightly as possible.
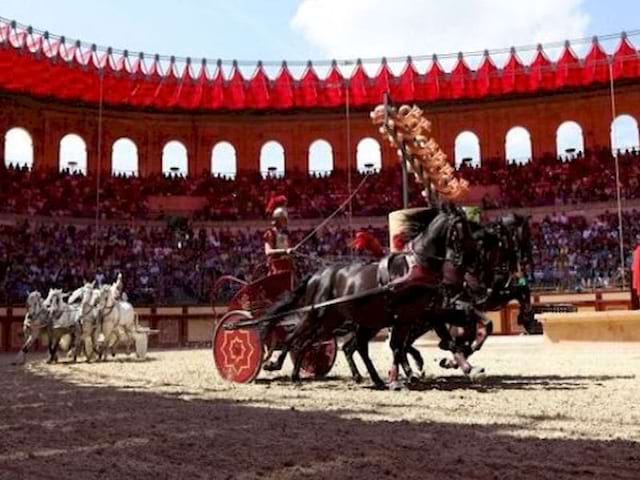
[14,274,150,365]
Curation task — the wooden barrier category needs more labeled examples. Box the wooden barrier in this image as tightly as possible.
[0,291,633,352]
[539,310,640,342]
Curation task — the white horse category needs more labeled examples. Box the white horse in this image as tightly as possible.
[71,281,102,362]
[43,288,83,363]
[94,274,139,360]
[13,291,51,365]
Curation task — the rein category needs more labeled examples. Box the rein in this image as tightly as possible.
[291,173,372,253]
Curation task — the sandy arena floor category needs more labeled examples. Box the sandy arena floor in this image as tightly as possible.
[1,336,639,479]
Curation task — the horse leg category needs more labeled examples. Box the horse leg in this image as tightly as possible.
[290,334,318,384]
[342,332,363,383]
[355,328,385,389]
[264,311,315,373]
[263,346,289,372]
[13,332,35,365]
[84,335,94,363]
[470,317,492,353]
[107,332,119,359]
[71,328,81,363]
[47,334,60,364]
[389,328,416,388]
[406,345,425,375]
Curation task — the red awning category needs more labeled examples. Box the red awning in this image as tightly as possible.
[0,20,639,112]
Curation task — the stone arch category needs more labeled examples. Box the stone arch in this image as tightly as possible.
[556,121,584,159]
[59,133,87,174]
[111,137,139,176]
[611,114,639,153]
[454,131,481,168]
[505,126,533,164]
[356,137,382,172]
[211,141,237,179]
[308,139,334,175]
[260,140,285,177]
[4,127,34,169]
[162,140,188,177]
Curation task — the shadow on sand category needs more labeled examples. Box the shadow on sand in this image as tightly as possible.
[405,374,635,393]
[0,364,638,480]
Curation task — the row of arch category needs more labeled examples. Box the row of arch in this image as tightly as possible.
[2,130,383,177]
[455,115,640,167]
[4,115,639,175]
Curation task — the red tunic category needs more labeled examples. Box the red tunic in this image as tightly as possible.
[264,227,293,275]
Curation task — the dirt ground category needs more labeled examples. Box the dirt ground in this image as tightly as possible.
[1,336,639,480]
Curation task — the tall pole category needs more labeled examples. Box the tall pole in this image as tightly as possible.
[345,79,353,237]
[94,69,104,274]
[609,61,626,289]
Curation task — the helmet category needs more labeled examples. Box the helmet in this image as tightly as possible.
[272,206,288,220]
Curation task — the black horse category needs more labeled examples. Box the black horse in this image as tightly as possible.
[396,213,534,377]
[260,204,483,388]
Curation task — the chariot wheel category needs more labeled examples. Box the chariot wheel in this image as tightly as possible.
[213,310,264,383]
[291,337,338,379]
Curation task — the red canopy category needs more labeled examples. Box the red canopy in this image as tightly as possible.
[1,20,639,112]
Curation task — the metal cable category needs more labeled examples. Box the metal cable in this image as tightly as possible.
[292,173,371,252]
[1,15,639,68]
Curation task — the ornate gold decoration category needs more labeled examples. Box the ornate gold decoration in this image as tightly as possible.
[370,104,469,201]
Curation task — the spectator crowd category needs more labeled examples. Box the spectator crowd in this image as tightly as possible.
[1,210,639,304]
[2,147,640,220]
[2,146,640,304]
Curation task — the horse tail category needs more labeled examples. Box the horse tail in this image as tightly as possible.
[261,274,312,323]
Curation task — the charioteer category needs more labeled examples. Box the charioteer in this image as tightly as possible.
[264,195,294,280]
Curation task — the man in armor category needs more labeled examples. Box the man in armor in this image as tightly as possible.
[264,196,293,277]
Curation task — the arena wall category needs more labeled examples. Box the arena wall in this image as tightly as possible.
[1,80,640,176]
[0,291,632,352]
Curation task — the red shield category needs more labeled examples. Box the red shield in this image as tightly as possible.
[213,311,263,383]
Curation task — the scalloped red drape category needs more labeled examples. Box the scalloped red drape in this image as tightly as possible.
[1,22,639,112]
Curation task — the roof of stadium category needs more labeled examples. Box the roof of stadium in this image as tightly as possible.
[1,17,640,112]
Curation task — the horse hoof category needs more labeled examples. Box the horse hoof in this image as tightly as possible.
[353,375,363,384]
[419,369,434,381]
[388,380,404,391]
[263,361,280,372]
[439,358,458,370]
[468,367,486,382]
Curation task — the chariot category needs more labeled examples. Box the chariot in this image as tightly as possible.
[212,271,339,383]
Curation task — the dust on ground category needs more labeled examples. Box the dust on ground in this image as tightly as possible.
[1,336,639,479]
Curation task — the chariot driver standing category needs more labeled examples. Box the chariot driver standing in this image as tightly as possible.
[264,195,294,277]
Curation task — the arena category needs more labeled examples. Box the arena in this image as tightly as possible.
[3,2,640,478]
[1,337,640,479]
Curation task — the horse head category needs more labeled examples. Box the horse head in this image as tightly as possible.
[80,281,96,303]
[24,291,45,335]
[96,285,113,310]
[409,204,483,291]
[42,289,57,310]
[44,289,69,317]
[499,214,533,274]
[69,281,95,305]
[25,291,42,314]
[109,273,123,301]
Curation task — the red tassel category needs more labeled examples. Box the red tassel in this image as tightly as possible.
[351,231,384,258]
[266,195,287,215]
[392,233,408,252]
